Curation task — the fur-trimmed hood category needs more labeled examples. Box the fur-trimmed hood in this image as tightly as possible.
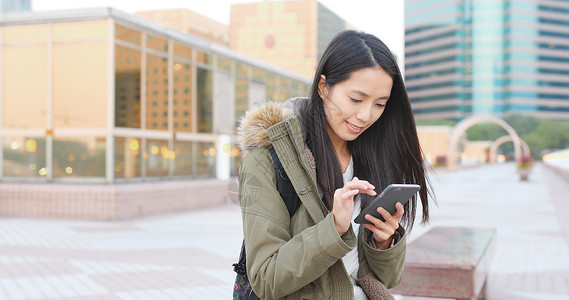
[237,97,308,156]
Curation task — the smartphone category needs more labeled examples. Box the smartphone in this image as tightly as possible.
[354,184,420,224]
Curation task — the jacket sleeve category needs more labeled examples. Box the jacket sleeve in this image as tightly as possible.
[360,226,406,288]
[239,147,356,299]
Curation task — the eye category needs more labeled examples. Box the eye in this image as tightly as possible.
[350,97,362,103]
[376,103,386,108]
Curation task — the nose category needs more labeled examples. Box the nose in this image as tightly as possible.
[355,105,372,124]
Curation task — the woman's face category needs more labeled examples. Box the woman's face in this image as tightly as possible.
[318,67,393,145]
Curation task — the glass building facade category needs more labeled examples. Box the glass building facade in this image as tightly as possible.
[405,0,569,120]
[0,8,311,183]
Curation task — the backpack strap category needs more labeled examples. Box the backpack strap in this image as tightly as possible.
[233,147,301,278]
[269,147,301,217]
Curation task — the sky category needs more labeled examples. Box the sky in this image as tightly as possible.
[32,0,404,66]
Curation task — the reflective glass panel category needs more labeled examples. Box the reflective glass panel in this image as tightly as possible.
[173,43,192,60]
[53,137,105,177]
[197,67,213,133]
[115,45,142,128]
[114,137,141,178]
[2,46,48,128]
[116,24,141,46]
[252,67,265,82]
[146,34,168,53]
[236,63,249,78]
[196,50,212,65]
[217,56,232,72]
[279,77,294,101]
[301,83,310,96]
[2,137,47,177]
[266,73,278,101]
[173,60,192,132]
[196,141,216,177]
[235,77,249,129]
[229,143,241,177]
[53,43,108,127]
[173,140,193,176]
[145,139,170,177]
[146,54,169,130]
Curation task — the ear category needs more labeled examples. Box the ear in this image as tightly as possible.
[317,75,328,99]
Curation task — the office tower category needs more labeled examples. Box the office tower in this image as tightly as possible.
[0,0,31,13]
[405,0,569,120]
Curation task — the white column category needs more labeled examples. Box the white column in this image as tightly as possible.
[0,28,3,178]
[106,19,116,183]
[168,39,174,177]
[140,33,147,178]
[46,23,53,181]
[216,134,230,180]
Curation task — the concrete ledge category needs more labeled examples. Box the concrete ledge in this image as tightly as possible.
[0,179,230,221]
[543,163,569,183]
[392,227,496,300]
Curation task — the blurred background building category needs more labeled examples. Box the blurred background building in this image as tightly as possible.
[0,0,30,14]
[230,0,355,78]
[0,7,310,183]
[405,0,569,121]
[136,9,230,47]
[0,7,311,219]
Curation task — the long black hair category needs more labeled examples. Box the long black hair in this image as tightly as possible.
[305,30,432,230]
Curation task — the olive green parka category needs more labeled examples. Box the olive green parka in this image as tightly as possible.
[237,98,406,300]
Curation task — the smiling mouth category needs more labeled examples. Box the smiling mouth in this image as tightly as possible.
[346,121,363,133]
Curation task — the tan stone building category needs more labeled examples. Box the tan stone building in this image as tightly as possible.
[136,9,230,46]
[230,0,354,78]
[416,126,452,166]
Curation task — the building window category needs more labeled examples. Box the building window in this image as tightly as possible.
[174,61,193,132]
[53,137,106,177]
[114,137,142,178]
[146,139,170,177]
[146,53,169,130]
[116,24,142,46]
[2,137,47,177]
[115,45,142,128]
[197,67,213,133]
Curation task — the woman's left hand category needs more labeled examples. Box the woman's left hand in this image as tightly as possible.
[363,202,404,250]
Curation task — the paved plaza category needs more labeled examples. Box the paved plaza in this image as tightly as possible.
[0,162,568,299]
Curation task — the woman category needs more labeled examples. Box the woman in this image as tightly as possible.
[237,30,432,300]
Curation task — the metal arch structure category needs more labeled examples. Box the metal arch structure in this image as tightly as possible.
[489,135,531,163]
[447,115,522,170]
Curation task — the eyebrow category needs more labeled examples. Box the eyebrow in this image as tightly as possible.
[351,89,390,100]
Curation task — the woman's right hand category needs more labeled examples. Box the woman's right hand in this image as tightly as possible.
[332,177,377,235]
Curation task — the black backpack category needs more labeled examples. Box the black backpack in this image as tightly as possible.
[232,147,301,300]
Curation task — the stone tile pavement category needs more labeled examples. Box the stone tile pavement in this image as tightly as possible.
[0,162,568,299]
[0,202,243,299]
